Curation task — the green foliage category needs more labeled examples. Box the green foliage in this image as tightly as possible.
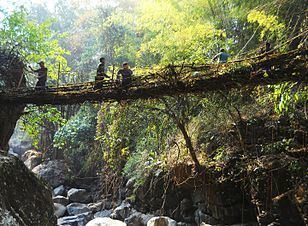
[260,138,294,154]
[273,83,308,116]
[136,0,228,65]
[3,0,305,191]
[96,100,177,185]
[0,9,70,80]
[247,10,285,41]
[53,104,98,173]
[20,106,65,148]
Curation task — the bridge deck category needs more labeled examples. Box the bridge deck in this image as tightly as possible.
[0,49,307,105]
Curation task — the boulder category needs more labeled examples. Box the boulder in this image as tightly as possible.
[0,155,56,225]
[101,198,113,210]
[54,203,66,218]
[0,208,20,225]
[58,212,93,226]
[68,188,92,203]
[8,137,32,157]
[124,211,154,226]
[111,201,132,220]
[67,203,90,216]
[32,160,70,188]
[228,223,258,226]
[0,51,26,152]
[53,196,69,206]
[88,201,104,213]
[86,217,126,226]
[53,185,67,196]
[94,210,113,218]
[21,150,42,170]
[195,209,218,225]
[177,223,194,226]
[147,216,177,226]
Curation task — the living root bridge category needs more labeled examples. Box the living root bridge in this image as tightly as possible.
[0,49,307,105]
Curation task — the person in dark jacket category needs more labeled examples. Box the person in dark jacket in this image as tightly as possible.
[260,41,271,54]
[30,61,47,90]
[117,62,133,88]
[95,57,110,89]
[260,42,272,71]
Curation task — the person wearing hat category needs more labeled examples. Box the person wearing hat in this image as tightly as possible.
[117,62,133,88]
[212,48,230,63]
[29,61,48,90]
[95,57,110,89]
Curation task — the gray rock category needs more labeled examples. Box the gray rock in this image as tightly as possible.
[124,211,154,226]
[32,160,70,188]
[58,212,93,226]
[177,223,194,226]
[147,216,177,226]
[67,203,91,216]
[68,188,92,203]
[0,208,20,225]
[53,195,69,206]
[54,203,66,218]
[8,124,32,156]
[111,201,132,220]
[229,223,258,226]
[195,210,218,225]
[86,217,126,226]
[21,150,42,170]
[102,199,113,210]
[177,223,193,226]
[94,210,112,218]
[0,155,56,226]
[88,201,103,212]
[54,185,66,196]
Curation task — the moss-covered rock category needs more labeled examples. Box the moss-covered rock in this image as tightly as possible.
[0,50,26,151]
[0,155,56,226]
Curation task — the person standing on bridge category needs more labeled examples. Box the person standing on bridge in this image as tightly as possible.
[260,42,272,72]
[117,62,133,89]
[95,57,110,89]
[29,61,47,90]
[260,41,271,55]
[212,48,230,63]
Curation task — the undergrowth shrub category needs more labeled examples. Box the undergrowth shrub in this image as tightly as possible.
[53,103,98,174]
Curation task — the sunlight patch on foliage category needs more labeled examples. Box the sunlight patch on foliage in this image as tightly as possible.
[247,10,285,40]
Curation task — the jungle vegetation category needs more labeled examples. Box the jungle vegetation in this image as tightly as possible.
[0,0,307,191]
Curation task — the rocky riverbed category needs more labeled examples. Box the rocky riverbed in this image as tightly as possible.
[1,146,305,226]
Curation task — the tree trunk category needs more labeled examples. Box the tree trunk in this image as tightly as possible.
[177,120,201,171]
